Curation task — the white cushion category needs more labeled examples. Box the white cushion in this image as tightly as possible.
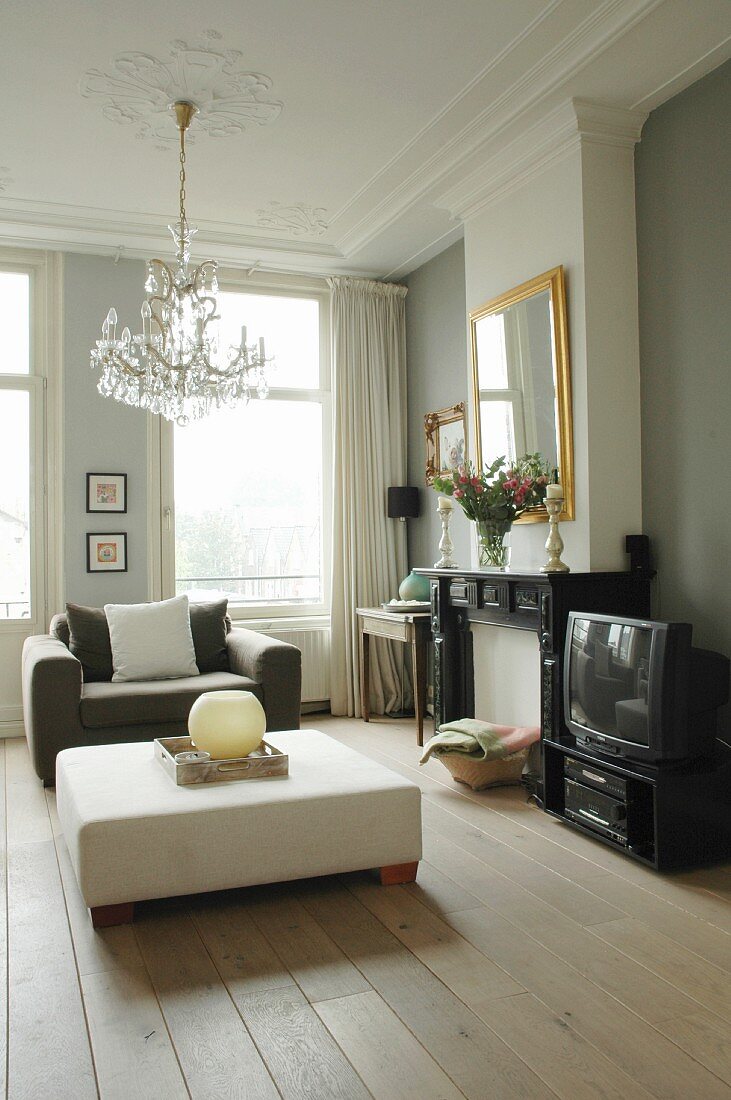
[55,731,423,907]
[104,595,199,683]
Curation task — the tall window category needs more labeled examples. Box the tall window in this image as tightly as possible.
[0,269,42,621]
[170,285,330,618]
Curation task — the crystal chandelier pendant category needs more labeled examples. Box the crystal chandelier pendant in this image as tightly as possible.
[90,100,270,425]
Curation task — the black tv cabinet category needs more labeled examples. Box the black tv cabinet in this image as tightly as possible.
[543,737,731,870]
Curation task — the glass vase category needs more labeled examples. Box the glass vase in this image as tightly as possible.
[476,520,512,570]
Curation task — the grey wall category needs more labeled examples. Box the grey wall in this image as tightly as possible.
[63,253,150,606]
[636,59,731,739]
[404,239,470,570]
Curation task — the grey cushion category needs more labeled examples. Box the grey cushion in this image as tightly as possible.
[66,602,113,683]
[53,600,232,679]
[189,599,230,673]
[80,671,260,729]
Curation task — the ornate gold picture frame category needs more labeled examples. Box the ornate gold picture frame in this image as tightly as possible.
[424,402,466,485]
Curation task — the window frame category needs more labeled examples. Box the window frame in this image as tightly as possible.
[153,271,332,623]
[0,250,60,635]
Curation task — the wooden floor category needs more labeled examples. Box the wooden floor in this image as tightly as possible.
[3,717,731,1100]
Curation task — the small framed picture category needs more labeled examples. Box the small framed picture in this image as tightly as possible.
[86,472,127,513]
[424,403,467,485]
[87,533,128,573]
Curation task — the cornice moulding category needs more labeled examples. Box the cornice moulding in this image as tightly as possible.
[0,198,381,277]
[334,0,660,256]
[435,98,648,223]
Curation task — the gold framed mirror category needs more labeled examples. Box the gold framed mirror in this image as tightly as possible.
[470,265,574,523]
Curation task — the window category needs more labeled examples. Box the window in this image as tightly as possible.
[0,267,44,622]
[166,282,331,618]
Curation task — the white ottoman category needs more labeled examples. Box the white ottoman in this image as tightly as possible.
[56,730,422,927]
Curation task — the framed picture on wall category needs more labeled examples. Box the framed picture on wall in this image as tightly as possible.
[86,472,127,513]
[424,403,467,485]
[87,532,128,573]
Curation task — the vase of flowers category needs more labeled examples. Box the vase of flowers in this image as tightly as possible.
[433,453,551,571]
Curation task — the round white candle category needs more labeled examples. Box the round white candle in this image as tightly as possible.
[438,495,454,510]
[546,483,563,499]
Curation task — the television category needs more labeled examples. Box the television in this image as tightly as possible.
[564,612,729,765]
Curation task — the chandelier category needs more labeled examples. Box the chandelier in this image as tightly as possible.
[91,101,269,425]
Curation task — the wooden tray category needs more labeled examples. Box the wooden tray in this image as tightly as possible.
[154,735,288,786]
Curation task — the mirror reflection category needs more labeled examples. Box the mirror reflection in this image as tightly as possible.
[470,266,574,522]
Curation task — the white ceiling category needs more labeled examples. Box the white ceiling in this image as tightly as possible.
[0,0,729,278]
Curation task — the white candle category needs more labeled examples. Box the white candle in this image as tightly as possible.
[546,483,563,499]
[259,336,266,362]
[240,325,247,348]
[438,495,454,510]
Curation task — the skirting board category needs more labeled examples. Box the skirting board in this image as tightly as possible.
[0,721,24,740]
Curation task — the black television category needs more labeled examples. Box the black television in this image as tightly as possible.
[564,612,729,765]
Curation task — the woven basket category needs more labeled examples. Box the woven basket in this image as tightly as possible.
[437,748,528,791]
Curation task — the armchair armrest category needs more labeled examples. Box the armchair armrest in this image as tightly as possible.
[22,635,84,785]
[226,628,301,732]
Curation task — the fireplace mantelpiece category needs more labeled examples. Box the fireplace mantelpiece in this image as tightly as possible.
[414,568,654,801]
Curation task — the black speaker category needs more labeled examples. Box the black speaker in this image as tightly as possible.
[625,534,651,573]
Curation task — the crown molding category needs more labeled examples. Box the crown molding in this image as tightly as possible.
[434,97,647,223]
[334,0,661,256]
[0,197,381,276]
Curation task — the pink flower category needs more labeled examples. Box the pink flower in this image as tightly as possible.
[453,489,465,499]
[459,475,469,484]
[522,477,532,488]
[474,484,484,493]
[470,477,481,487]
[515,490,525,506]
[503,478,518,491]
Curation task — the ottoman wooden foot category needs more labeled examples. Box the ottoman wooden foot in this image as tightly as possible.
[380,861,419,885]
[91,902,135,928]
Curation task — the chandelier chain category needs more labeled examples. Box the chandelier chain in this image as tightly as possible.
[179,121,187,237]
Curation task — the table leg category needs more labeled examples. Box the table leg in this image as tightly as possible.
[380,862,419,885]
[360,628,370,722]
[412,627,428,746]
[91,902,135,928]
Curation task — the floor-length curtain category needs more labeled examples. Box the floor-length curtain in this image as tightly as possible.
[329,276,408,717]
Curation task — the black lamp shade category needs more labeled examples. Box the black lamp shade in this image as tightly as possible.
[388,486,420,519]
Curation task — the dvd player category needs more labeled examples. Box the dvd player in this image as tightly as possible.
[564,777,628,846]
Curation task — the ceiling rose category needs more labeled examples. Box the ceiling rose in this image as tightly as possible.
[80,30,282,142]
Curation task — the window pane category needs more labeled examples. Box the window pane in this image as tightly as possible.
[475,312,508,388]
[174,401,323,608]
[480,399,516,466]
[0,273,30,374]
[218,292,319,388]
[0,391,31,618]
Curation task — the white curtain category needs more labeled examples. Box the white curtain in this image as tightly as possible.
[328,276,409,717]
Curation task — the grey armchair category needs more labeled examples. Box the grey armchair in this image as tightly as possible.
[22,613,301,785]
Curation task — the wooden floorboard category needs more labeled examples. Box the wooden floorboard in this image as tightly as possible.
[5,739,98,1100]
[5,717,731,1099]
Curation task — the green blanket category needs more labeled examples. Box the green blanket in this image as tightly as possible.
[419,719,508,765]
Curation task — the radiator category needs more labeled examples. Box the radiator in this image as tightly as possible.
[259,624,330,704]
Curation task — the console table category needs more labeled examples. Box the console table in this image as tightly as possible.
[414,568,653,801]
[356,608,431,745]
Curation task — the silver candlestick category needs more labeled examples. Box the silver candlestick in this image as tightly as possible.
[540,497,570,573]
[434,501,459,569]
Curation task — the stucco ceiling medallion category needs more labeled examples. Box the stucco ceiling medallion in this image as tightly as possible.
[256,202,329,238]
[79,30,282,143]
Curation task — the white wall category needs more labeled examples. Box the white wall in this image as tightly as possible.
[462,133,643,572]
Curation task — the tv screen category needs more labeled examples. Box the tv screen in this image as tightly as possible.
[564,611,729,764]
[568,617,652,745]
